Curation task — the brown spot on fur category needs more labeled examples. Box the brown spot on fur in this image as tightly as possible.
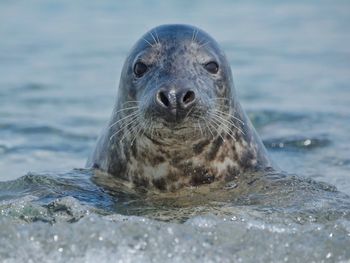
[170,185,177,192]
[190,167,215,186]
[148,155,166,166]
[108,158,128,180]
[170,154,184,166]
[206,137,223,161]
[152,178,167,191]
[225,166,240,182]
[193,139,210,154]
[230,143,239,161]
[123,143,130,161]
[239,150,256,170]
[132,175,149,188]
[168,171,180,182]
[131,142,138,157]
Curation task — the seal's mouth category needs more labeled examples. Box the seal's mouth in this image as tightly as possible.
[142,109,209,141]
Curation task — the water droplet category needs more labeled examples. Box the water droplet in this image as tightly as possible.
[53,235,58,241]
[326,252,332,258]
[58,247,63,252]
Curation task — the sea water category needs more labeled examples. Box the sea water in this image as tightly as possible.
[0,0,350,262]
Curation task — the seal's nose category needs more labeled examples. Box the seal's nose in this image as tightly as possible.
[180,90,196,109]
[155,88,196,120]
[156,89,196,110]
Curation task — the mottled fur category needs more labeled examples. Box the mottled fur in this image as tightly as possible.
[87,24,272,191]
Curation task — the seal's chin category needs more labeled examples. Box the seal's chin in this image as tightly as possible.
[143,116,202,141]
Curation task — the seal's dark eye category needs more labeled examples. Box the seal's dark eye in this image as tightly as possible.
[134,62,148,77]
[204,62,219,74]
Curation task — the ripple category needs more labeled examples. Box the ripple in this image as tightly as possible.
[264,135,331,151]
[0,122,95,140]
[248,110,307,128]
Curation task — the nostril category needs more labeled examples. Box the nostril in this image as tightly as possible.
[157,91,170,107]
[182,90,196,105]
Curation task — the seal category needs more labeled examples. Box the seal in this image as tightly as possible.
[87,24,272,191]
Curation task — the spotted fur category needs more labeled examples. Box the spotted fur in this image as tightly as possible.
[87,24,272,191]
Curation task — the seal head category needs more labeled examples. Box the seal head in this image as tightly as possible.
[87,24,272,191]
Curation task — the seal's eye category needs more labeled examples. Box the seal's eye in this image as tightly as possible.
[134,62,148,77]
[204,62,219,74]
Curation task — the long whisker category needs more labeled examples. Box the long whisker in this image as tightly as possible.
[199,41,210,49]
[211,111,245,135]
[120,127,136,143]
[198,115,216,138]
[207,119,225,142]
[114,106,139,115]
[143,38,153,48]
[154,29,160,44]
[150,32,158,45]
[123,100,140,103]
[117,114,140,130]
[140,118,151,138]
[209,115,237,141]
[130,123,143,146]
[194,29,199,43]
[192,29,199,44]
[212,109,245,125]
[109,115,140,141]
[119,117,141,142]
[109,110,140,129]
[208,98,230,101]
[197,120,203,136]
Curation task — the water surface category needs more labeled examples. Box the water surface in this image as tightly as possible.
[0,0,350,262]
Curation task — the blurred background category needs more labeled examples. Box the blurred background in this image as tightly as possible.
[0,0,349,193]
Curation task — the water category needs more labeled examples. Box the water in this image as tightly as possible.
[0,0,350,262]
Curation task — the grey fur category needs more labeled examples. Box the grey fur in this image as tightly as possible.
[87,24,272,191]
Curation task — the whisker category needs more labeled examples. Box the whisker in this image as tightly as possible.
[198,116,215,138]
[207,119,225,142]
[199,41,210,49]
[212,109,245,125]
[122,100,141,105]
[109,115,140,141]
[209,115,237,141]
[114,106,139,115]
[208,98,230,101]
[192,29,199,43]
[120,117,141,143]
[150,119,156,139]
[150,31,158,45]
[197,120,204,136]
[154,29,160,44]
[140,119,151,138]
[194,29,199,42]
[185,105,195,119]
[130,123,143,146]
[117,114,140,130]
[210,111,245,135]
[109,110,140,129]
[142,38,153,48]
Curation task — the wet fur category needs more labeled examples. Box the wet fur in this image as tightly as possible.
[87,24,272,191]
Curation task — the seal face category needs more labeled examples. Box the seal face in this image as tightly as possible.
[87,24,272,191]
